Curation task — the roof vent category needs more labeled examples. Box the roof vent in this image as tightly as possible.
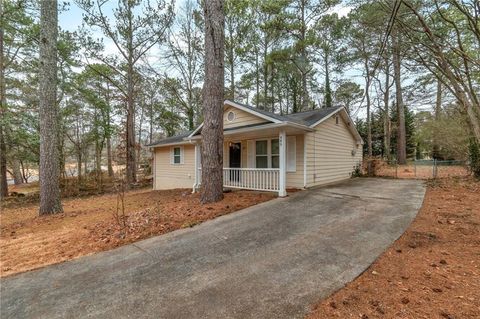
[227,111,236,122]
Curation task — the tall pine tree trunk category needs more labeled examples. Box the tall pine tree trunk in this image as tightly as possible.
[137,99,144,171]
[392,29,406,164]
[0,2,8,198]
[39,0,62,214]
[0,124,6,199]
[106,135,113,177]
[432,80,442,159]
[125,6,136,186]
[227,24,235,100]
[263,42,268,110]
[201,0,224,204]
[364,58,372,158]
[126,61,136,186]
[106,84,114,177]
[324,53,332,108]
[95,139,102,190]
[300,0,308,111]
[383,56,391,160]
[12,159,23,184]
[76,148,82,183]
[255,50,260,108]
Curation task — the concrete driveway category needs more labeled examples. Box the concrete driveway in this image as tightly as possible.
[1,178,425,319]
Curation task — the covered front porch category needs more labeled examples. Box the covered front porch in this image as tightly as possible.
[191,123,312,197]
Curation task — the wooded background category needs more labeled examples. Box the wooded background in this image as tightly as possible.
[1,0,479,207]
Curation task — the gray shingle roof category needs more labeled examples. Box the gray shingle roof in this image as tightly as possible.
[146,131,192,147]
[284,106,343,126]
[147,102,344,147]
[228,100,342,126]
[228,100,288,122]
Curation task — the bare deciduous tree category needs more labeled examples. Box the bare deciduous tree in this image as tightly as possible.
[76,0,174,187]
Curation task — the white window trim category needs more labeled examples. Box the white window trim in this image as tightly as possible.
[255,139,270,168]
[170,146,184,165]
[254,138,279,169]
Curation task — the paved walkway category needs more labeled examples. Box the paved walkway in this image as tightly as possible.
[1,178,425,319]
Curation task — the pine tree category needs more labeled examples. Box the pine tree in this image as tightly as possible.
[201,0,225,203]
[39,0,63,214]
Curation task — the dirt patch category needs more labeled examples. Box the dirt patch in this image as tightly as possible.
[0,189,275,277]
[307,177,480,319]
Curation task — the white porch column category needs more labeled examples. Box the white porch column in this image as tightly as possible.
[279,130,287,197]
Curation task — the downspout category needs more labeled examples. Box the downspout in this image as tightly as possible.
[303,134,307,188]
[190,140,199,193]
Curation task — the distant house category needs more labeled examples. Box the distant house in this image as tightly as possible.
[147,100,363,197]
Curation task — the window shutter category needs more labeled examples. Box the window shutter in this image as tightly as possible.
[247,140,255,168]
[287,136,296,172]
[170,147,174,164]
[223,142,228,168]
[180,146,184,164]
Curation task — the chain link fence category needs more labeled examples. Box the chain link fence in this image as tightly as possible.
[366,158,470,179]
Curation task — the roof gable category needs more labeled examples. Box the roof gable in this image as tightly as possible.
[148,101,362,147]
[223,105,271,129]
[223,100,283,123]
[309,108,363,144]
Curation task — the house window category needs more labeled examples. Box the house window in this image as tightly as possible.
[335,116,339,125]
[255,140,268,168]
[254,139,280,168]
[271,139,279,168]
[172,147,182,164]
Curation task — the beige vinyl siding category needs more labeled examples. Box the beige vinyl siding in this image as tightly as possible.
[286,134,304,189]
[154,144,195,189]
[224,106,269,129]
[305,115,362,187]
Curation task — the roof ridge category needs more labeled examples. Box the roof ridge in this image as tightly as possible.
[284,106,342,116]
[227,99,342,117]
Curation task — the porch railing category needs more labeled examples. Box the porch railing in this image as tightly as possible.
[197,168,280,192]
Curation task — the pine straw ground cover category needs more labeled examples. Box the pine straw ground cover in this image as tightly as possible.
[307,177,480,319]
[0,189,274,277]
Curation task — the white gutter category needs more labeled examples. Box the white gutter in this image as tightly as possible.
[146,141,191,148]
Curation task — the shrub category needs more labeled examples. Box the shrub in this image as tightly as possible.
[351,164,363,177]
[468,138,480,178]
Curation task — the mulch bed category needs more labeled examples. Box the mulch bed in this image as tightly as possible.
[307,177,480,319]
[1,189,275,277]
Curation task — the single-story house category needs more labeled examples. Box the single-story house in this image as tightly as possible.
[147,100,363,197]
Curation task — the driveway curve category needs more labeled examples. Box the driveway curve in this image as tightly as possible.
[1,178,425,319]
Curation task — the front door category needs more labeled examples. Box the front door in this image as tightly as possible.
[229,142,241,181]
